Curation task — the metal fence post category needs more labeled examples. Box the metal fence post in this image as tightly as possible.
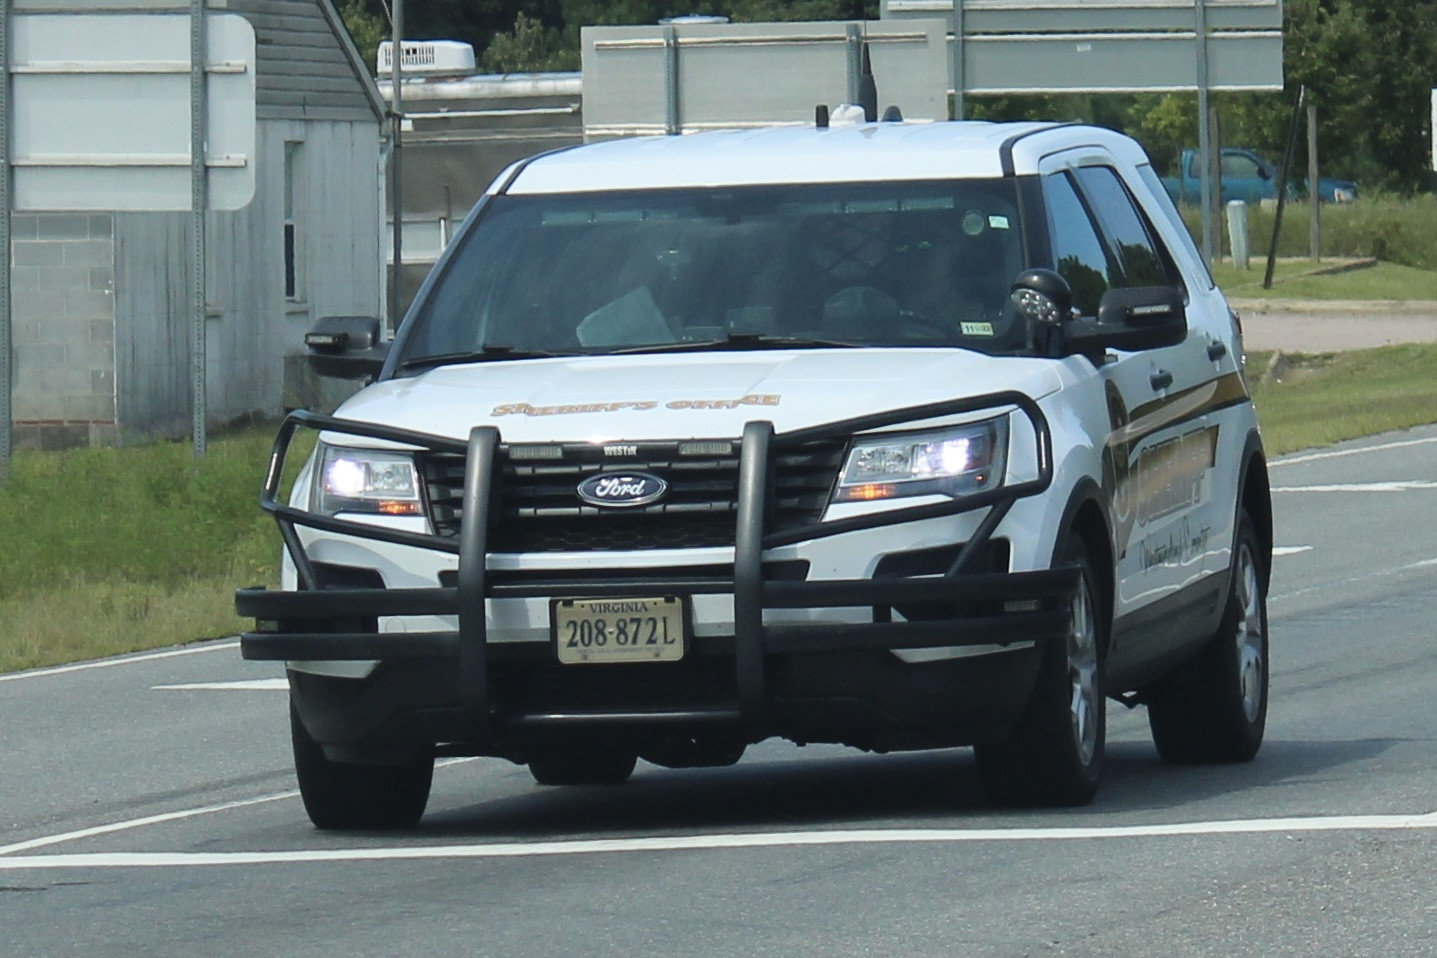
[1,0,13,479]
[663,25,680,134]
[1194,0,1216,269]
[389,0,404,330]
[190,0,208,458]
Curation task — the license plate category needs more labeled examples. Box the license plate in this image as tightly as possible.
[552,596,686,664]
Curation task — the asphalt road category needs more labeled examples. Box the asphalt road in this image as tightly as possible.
[3,425,1436,957]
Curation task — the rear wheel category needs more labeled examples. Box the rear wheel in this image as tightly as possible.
[1147,508,1268,763]
[639,737,746,770]
[290,703,434,830]
[529,748,637,786]
[975,532,1106,807]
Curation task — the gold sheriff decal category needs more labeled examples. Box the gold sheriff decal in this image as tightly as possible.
[492,394,781,417]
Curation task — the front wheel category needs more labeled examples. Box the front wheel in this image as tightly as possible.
[1147,508,1269,763]
[290,703,434,831]
[975,532,1106,807]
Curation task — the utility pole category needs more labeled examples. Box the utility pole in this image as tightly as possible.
[1,0,13,479]
[388,0,404,331]
[190,0,209,458]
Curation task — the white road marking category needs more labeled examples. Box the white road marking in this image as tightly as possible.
[153,679,289,692]
[0,792,300,857]
[4,812,1437,871]
[1272,555,1437,603]
[1272,435,1437,468]
[0,759,477,858]
[1273,481,1437,493]
[0,641,241,683]
[1272,546,1313,557]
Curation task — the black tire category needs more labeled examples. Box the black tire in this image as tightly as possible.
[1147,508,1269,764]
[290,703,434,830]
[975,532,1107,807]
[529,748,637,786]
[639,738,747,770]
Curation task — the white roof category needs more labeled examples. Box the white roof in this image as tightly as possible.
[499,120,1152,194]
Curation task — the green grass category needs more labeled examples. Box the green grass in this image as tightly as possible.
[1246,344,1437,455]
[1213,259,1437,300]
[0,424,300,673]
[1182,195,1437,271]
[3,344,1437,673]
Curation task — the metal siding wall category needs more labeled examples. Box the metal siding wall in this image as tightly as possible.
[113,213,192,439]
[228,0,378,122]
[206,126,281,424]
[113,117,380,436]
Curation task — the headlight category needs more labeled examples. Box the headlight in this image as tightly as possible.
[313,444,422,517]
[833,418,1007,503]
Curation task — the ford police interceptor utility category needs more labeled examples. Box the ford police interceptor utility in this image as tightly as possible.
[237,117,1272,829]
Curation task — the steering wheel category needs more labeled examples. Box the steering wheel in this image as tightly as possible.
[896,308,956,341]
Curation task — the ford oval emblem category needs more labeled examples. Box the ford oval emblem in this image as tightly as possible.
[576,472,669,508]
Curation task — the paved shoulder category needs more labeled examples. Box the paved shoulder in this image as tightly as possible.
[1228,297,1437,352]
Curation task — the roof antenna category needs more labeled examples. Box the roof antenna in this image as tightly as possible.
[857,42,878,123]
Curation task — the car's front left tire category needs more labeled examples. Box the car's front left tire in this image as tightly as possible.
[975,531,1107,807]
[1146,506,1269,763]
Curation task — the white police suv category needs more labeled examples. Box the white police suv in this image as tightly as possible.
[238,117,1272,829]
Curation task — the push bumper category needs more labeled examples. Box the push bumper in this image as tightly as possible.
[238,394,1079,741]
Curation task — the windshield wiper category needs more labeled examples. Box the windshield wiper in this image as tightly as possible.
[610,333,859,356]
[398,345,572,371]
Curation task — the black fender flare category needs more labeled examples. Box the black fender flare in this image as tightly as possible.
[1051,476,1115,633]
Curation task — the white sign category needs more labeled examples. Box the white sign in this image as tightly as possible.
[882,0,1283,94]
[582,20,949,137]
[9,13,256,212]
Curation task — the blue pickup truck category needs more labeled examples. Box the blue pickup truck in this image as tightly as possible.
[1162,147,1358,205]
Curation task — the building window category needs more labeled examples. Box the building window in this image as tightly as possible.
[284,141,304,301]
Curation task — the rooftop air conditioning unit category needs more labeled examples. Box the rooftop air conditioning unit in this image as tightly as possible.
[377,40,477,76]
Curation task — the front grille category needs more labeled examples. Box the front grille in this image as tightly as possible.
[420,438,846,552]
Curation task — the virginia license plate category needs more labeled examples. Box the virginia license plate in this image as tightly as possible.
[552,596,686,664]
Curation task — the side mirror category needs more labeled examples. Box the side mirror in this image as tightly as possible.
[1010,268,1075,355]
[304,315,388,380]
[1009,268,1073,325]
[1064,286,1187,361]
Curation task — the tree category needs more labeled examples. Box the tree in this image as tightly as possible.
[339,0,388,72]
[482,11,577,72]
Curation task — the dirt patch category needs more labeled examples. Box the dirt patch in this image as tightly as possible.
[1257,350,1338,384]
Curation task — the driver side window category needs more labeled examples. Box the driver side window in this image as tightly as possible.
[1042,172,1113,318]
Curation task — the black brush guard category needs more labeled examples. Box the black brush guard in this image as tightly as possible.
[237,392,1079,731]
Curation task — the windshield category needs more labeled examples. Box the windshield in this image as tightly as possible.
[397,180,1029,367]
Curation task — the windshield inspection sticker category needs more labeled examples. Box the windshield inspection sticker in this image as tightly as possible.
[493,394,781,417]
[960,322,995,337]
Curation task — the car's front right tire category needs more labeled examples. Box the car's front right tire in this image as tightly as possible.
[290,702,434,830]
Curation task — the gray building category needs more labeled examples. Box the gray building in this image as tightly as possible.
[7,0,385,448]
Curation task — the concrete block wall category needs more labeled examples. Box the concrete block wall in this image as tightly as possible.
[8,214,119,449]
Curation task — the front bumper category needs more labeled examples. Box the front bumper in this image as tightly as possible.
[237,393,1079,749]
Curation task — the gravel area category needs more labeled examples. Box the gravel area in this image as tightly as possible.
[1226,298,1437,352]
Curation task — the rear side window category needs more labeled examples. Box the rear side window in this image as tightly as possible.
[1042,172,1113,317]
[1074,166,1176,289]
[1136,164,1214,289]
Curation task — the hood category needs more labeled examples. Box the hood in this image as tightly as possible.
[332,349,1063,444]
